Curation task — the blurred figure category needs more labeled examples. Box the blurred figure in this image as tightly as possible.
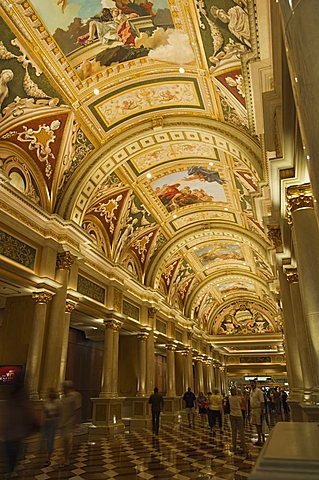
[40,388,61,466]
[183,387,196,428]
[0,374,37,478]
[281,389,290,418]
[207,388,223,434]
[197,392,208,425]
[148,387,164,435]
[59,381,80,468]
[250,380,265,446]
[229,387,246,454]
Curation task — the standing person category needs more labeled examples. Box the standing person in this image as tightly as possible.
[207,388,223,434]
[41,388,61,466]
[59,382,78,468]
[238,389,247,424]
[183,387,196,428]
[148,387,164,435]
[229,387,246,454]
[197,392,208,425]
[250,380,265,446]
[0,374,38,478]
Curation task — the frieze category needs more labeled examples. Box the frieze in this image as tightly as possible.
[123,300,140,321]
[0,230,36,269]
[77,274,105,304]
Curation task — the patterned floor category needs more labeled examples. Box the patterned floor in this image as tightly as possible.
[0,416,274,480]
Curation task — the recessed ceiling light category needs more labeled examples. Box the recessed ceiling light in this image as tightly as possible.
[173,214,177,219]
[93,88,100,95]
[224,207,228,211]
[179,66,185,74]
[209,162,214,166]
[146,172,152,179]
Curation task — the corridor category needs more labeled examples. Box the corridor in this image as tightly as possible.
[0,418,271,480]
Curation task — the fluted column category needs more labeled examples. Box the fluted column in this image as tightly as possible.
[137,330,149,397]
[146,308,156,395]
[286,269,314,399]
[287,185,319,400]
[25,292,53,399]
[100,317,123,398]
[41,252,74,395]
[59,300,77,386]
[166,344,176,397]
[279,1,319,210]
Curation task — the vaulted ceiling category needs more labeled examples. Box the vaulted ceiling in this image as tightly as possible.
[0,0,283,355]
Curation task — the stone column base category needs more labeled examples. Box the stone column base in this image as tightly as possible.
[288,401,303,421]
[122,397,151,430]
[300,403,319,422]
[90,397,125,437]
[161,397,182,423]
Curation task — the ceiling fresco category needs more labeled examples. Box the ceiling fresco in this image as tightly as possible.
[0,0,282,350]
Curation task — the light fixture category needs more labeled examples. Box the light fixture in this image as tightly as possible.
[209,161,214,166]
[224,207,228,211]
[173,214,177,219]
[179,66,185,74]
[93,88,100,95]
[146,172,152,179]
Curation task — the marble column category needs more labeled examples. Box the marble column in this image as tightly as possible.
[137,330,149,397]
[166,344,176,397]
[59,300,77,386]
[175,350,185,396]
[287,185,319,401]
[195,357,204,394]
[41,252,74,395]
[185,346,194,390]
[25,291,53,399]
[146,308,156,395]
[286,268,314,399]
[278,266,304,417]
[100,316,123,398]
[279,1,319,210]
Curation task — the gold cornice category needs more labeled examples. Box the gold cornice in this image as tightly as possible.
[285,268,298,284]
[286,184,313,224]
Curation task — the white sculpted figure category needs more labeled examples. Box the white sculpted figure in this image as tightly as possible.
[0,69,14,111]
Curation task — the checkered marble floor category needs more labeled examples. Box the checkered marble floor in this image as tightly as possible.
[0,417,276,480]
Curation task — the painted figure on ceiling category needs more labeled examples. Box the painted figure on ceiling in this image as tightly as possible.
[187,166,225,185]
[0,69,14,112]
[210,4,251,48]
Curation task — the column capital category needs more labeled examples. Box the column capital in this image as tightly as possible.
[32,291,53,304]
[166,343,177,352]
[267,225,283,250]
[65,300,77,313]
[137,330,149,341]
[56,251,75,271]
[104,319,123,331]
[286,183,313,224]
[285,268,298,283]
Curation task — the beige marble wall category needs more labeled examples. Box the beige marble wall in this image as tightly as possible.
[118,335,138,396]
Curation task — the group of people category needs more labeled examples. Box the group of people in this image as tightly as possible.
[0,377,81,478]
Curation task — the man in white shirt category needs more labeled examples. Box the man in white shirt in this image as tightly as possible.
[249,380,264,446]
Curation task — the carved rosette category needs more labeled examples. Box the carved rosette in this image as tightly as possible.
[65,301,76,314]
[32,292,53,304]
[104,319,123,331]
[286,183,313,224]
[56,251,74,271]
[285,268,298,283]
[267,226,283,250]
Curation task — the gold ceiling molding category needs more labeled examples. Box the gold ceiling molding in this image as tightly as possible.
[285,268,298,283]
[65,119,261,223]
[286,183,313,224]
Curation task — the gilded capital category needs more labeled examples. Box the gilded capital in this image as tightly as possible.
[267,226,282,250]
[32,292,53,304]
[286,183,313,224]
[104,319,122,331]
[65,300,77,313]
[166,343,177,352]
[137,331,149,341]
[56,251,75,271]
[285,268,298,283]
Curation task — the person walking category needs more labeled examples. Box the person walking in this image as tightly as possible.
[148,387,164,435]
[40,388,61,466]
[229,386,246,454]
[207,388,223,434]
[250,380,265,446]
[197,392,208,425]
[183,387,196,428]
[59,381,79,468]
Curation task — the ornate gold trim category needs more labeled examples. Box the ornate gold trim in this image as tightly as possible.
[32,292,52,304]
[56,251,74,271]
[65,300,77,313]
[285,268,298,283]
[286,184,313,224]
[104,319,123,331]
[166,343,177,351]
[267,226,282,250]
